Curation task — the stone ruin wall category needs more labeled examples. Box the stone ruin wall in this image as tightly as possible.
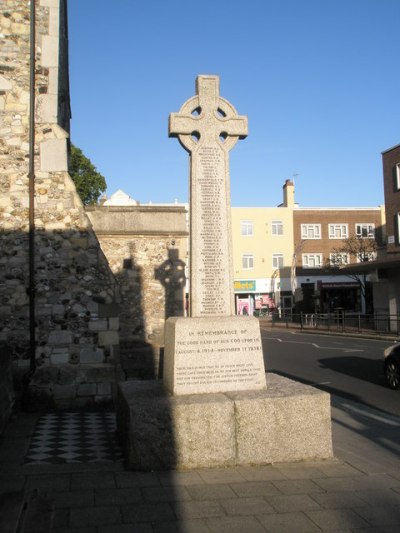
[0,0,120,411]
[86,206,189,368]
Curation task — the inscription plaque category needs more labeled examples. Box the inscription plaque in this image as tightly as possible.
[164,316,266,394]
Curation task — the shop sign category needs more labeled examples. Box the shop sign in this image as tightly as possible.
[321,282,360,289]
[234,280,256,292]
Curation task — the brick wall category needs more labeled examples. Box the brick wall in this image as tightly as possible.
[293,207,385,272]
[382,144,400,253]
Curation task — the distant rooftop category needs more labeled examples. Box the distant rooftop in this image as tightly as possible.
[101,189,187,208]
[102,189,138,206]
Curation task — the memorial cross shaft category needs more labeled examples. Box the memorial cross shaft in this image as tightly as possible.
[169,75,248,318]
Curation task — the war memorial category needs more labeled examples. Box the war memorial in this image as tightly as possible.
[117,76,333,470]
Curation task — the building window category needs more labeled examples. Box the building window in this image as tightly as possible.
[302,253,322,268]
[329,253,350,266]
[272,254,284,269]
[241,220,253,236]
[271,220,283,235]
[301,224,321,239]
[242,254,254,269]
[328,224,348,239]
[395,163,400,191]
[396,213,400,244]
[356,251,377,263]
[355,223,375,238]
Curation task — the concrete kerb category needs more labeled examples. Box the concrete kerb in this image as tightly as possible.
[261,320,399,343]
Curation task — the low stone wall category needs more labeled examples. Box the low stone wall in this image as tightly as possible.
[0,343,14,434]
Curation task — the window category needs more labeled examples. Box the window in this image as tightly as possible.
[355,223,375,238]
[242,254,254,269]
[272,254,284,269]
[395,163,400,191]
[396,213,400,244]
[328,224,348,239]
[271,220,283,235]
[356,251,377,263]
[301,224,321,239]
[241,220,253,236]
[329,253,349,266]
[302,253,322,268]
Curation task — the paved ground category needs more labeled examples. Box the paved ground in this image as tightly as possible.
[0,390,399,532]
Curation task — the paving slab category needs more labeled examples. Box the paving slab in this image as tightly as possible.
[69,505,122,528]
[271,478,324,495]
[153,519,209,533]
[219,496,274,515]
[206,515,266,533]
[141,485,192,502]
[305,508,372,529]
[185,483,237,501]
[94,487,143,505]
[309,491,368,509]
[353,505,400,527]
[197,468,246,484]
[99,525,153,533]
[158,471,205,486]
[121,502,176,523]
[265,493,322,512]
[172,500,225,519]
[256,510,321,532]
[229,480,281,497]
[115,471,160,488]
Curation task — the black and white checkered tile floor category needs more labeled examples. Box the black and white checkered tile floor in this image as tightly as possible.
[24,412,123,464]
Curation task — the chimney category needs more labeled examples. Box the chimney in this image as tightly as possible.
[282,179,295,208]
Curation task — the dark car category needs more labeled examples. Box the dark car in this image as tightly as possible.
[384,343,400,390]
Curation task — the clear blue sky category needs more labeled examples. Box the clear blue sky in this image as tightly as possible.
[68,0,400,207]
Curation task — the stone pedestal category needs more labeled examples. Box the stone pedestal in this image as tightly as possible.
[117,373,333,471]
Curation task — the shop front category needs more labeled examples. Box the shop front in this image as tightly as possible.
[234,279,280,316]
[318,281,365,313]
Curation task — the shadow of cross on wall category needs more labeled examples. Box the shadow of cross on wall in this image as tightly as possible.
[155,249,186,320]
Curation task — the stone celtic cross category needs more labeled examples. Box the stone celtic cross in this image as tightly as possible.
[169,75,248,317]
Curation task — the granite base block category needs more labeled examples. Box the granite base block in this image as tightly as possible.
[117,374,333,471]
[117,380,235,470]
[227,373,333,464]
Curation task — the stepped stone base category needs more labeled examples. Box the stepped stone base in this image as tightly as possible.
[117,373,333,471]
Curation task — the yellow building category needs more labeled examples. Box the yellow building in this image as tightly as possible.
[231,181,295,315]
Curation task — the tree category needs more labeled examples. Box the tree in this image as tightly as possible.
[329,235,377,268]
[69,144,106,205]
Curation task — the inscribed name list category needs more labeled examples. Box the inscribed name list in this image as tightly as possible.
[193,145,229,316]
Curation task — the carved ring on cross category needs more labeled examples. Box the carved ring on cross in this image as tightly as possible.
[170,95,246,154]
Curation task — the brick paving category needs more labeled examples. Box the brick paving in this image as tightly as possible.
[0,394,399,532]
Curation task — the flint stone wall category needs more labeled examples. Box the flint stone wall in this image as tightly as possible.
[0,0,119,409]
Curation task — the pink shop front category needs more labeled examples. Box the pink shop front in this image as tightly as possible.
[234,280,278,316]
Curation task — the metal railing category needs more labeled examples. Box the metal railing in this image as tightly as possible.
[262,311,400,336]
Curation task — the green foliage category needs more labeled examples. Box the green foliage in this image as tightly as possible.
[69,144,106,205]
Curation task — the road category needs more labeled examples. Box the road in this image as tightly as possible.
[260,327,400,418]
